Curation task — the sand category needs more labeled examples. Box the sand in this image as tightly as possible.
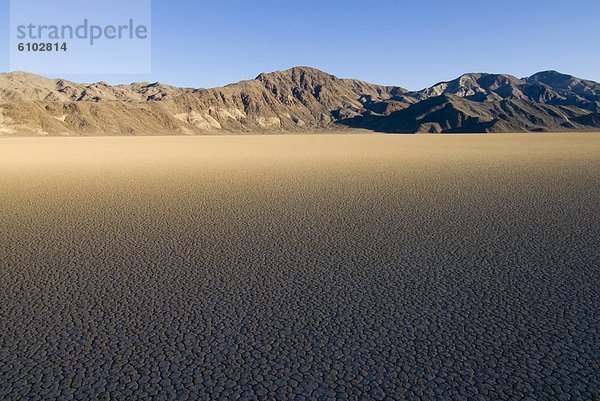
[0,133,598,400]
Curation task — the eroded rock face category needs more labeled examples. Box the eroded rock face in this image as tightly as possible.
[1,67,600,135]
[0,67,402,135]
[0,107,15,134]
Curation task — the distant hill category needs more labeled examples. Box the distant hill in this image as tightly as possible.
[1,67,599,135]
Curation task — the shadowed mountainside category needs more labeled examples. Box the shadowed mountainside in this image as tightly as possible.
[341,71,600,133]
[1,67,599,135]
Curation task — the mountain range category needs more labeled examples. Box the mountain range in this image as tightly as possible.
[1,67,599,135]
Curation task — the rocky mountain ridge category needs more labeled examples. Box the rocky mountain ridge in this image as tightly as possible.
[1,67,598,135]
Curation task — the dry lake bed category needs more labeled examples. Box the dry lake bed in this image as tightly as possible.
[0,133,598,400]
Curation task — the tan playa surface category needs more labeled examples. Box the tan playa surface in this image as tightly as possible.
[0,133,599,400]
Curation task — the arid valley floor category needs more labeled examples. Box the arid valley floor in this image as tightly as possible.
[0,133,598,400]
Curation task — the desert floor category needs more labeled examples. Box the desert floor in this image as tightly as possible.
[0,133,598,400]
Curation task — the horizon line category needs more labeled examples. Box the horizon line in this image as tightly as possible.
[0,66,587,93]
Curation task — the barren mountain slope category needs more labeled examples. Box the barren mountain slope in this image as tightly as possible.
[0,67,403,135]
[1,67,599,135]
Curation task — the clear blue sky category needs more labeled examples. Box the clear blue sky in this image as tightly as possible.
[0,0,598,90]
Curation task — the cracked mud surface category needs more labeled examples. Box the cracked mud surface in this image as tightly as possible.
[0,134,599,400]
